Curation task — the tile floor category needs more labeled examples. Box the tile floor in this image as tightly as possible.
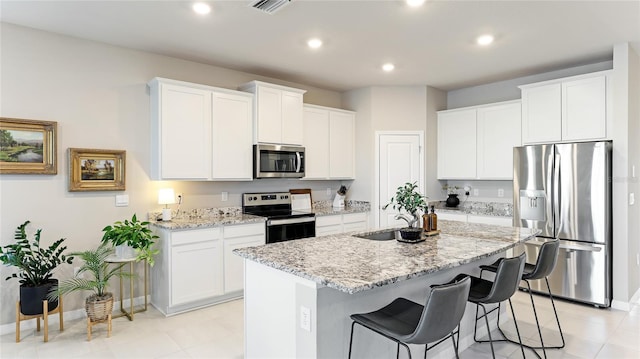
[1,291,638,358]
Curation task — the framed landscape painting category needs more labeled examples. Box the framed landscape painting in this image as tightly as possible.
[0,118,57,174]
[69,148,126,191]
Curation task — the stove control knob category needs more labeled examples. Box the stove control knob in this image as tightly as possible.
[253,196,258,201]
[247,197,252,201]
[285,195,289,199]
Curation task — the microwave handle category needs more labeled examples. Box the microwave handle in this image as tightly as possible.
[296,152,301,173]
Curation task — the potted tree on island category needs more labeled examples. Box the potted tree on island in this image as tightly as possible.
[0,221,73,316]
[101,214,159,266]
[383,182,429,240]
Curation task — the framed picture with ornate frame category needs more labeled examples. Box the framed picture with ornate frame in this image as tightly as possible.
[69,148,126,192]
[0,117,57,174]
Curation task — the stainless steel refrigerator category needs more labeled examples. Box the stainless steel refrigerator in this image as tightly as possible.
[513,141,612,307]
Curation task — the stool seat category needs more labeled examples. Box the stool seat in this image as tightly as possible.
[348,276,471,359]
[479,239,564,359]
[351,298,424,341]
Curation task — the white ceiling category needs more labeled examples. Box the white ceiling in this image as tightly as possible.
[1,0,639,92]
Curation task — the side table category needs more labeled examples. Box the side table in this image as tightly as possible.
[105,256,148,320]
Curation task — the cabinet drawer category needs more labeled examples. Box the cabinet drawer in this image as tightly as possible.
[437,212,467,222]
[316,225,342,237]
[224,222,265,239]
[316,215,342,226]
[172,228,221,246]
[342,212,367,224]
[467,215,513,227]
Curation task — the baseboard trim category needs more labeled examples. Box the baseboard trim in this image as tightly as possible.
[1,295,148,336]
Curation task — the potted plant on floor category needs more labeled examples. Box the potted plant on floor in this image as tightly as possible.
[0,221,74,315]
[101,214,159,266]
[383,182,428,240]
[50,243,130,323]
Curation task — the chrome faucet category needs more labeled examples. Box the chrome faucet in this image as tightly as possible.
[394,213,418,228]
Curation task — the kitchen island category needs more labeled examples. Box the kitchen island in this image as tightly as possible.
[234,220,539,358]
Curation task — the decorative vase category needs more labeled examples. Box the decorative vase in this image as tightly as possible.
[399,227,423,241]
[20,279,58,315]
[446,194,460,207]
[115,244,136,259]
[86,293,114,322]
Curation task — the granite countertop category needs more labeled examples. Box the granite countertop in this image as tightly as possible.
[432,200,513,217]
[149,201,371,230]
[234,220,540,294]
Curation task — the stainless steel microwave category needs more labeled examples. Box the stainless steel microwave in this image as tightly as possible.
[254,144,305,179]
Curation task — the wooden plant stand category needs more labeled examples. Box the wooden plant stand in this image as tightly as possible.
[15,297,63,343]
[86,314,112,341]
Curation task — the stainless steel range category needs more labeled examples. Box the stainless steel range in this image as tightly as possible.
[242,192,315,244]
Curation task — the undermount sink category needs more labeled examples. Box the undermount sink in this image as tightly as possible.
[355,230,400,241]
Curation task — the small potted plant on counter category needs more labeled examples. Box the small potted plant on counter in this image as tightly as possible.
[383,182,428,241]
[101,214,159,266]
[443,185,461,207]
[0,220,74,316]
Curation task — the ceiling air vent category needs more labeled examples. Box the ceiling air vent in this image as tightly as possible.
[250,0,292,14]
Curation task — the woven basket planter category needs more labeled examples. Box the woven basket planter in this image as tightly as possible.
[85,293,114,322]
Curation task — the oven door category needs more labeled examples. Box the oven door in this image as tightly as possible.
[266,217,316,244]
[254,144,305,178]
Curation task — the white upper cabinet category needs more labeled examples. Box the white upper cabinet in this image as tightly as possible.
[149,77,253,181]
[303,104,355,180]
[521,83,562,143]
[476,101,522,179]
[437,108,477,179]
[562,75,607,141]
[154,83,212,180]
[239,81,306,145]
[520,71,610,144]
[437,100,522,180]
[211,91,254,180]
[303,105,330,178]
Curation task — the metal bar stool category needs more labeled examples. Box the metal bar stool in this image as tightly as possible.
[453,253,527,359]
[348,276,471,359]
[479,239,564,358]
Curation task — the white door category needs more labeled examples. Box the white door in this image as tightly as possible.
[377,133,423,228]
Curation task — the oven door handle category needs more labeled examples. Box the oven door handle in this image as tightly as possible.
[267,217,315,226]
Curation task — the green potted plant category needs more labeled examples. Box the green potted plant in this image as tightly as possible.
[101,214,159,266]
[383,182,428,240]
[50,243,130,323]
[0,221,74,315]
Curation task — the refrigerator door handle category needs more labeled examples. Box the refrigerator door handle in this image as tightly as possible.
[553,152,561,236]
[560,243,602,252]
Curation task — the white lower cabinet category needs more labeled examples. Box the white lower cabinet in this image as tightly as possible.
[436,212,468,222]
[315,212,368,236]
[223,223,265,294]
[170,229,223,306]
[152,222,265,316]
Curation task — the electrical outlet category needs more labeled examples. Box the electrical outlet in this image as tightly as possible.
[221,191,228,202]
[497,188,504,198]
[473,188,479,196]
[630,193,635,206]
[176,193,183,204]
[300,306,311,332]
[326,188,331,196]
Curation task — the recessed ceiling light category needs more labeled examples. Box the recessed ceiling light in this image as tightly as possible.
[382,63,395,72]
[307,38,323,49]
[476,34,494,46]
[193,2,211,15]
[406,0,426,7]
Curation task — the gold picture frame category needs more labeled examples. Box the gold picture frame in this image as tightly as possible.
[0,117,57,174]
[69,148,126,192]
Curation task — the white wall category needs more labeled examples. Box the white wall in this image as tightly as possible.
[0,23,348,324]
[447,61,613,109]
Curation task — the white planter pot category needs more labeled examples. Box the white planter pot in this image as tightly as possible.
[115,245,136,260]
